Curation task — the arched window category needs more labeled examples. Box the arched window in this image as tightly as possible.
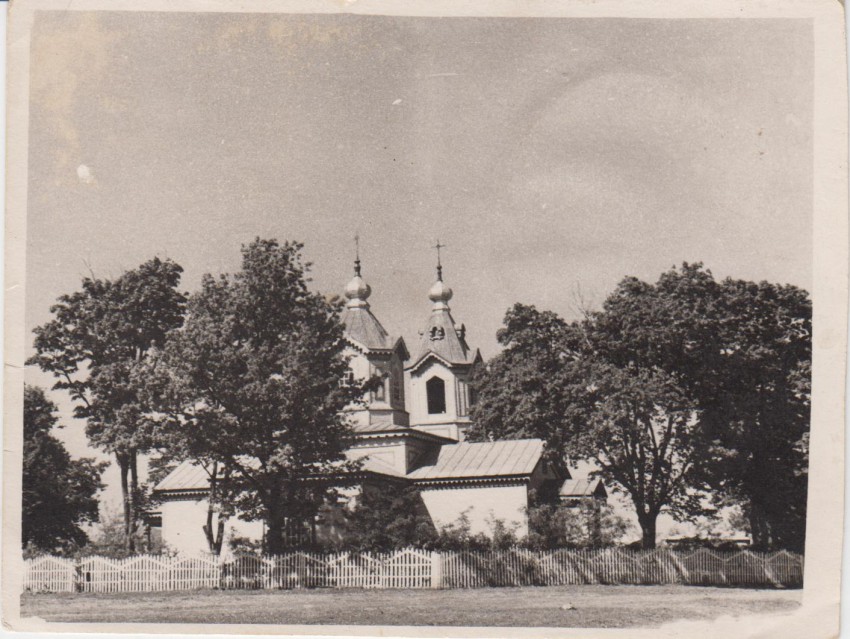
[426,376,446,414]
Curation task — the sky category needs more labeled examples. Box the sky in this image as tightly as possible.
[24,12,813,523]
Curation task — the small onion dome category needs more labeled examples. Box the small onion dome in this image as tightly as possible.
[344,275,371,306]
[428,278,453,304]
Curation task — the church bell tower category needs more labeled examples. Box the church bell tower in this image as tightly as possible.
[340,242,410,431]
[406,242,482,441]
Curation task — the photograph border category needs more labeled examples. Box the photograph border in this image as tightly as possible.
[4,0,847,637]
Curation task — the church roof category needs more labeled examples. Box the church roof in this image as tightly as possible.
[344,450,406,478]
[559,477,607,499]
[154,460,212,492]
[341,305,395,351]
[340,260,406,355]
[154,438,547,494]
[410,308,478,369]
[154,453,410,494]
[407,439,544,480]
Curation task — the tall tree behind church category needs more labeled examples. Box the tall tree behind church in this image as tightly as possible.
[470,264,811,550]
[28,258,186,552]
[140,239,366,554]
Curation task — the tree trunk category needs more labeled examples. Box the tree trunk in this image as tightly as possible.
[748,502,773,550]
[117,453,133,552]
[202,462,227,556]
[265,508,286,556]
[128,448,139,552]
[638,510,658,549]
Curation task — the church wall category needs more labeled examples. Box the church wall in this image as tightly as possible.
[160,498,263,556]
[418,484,530,538]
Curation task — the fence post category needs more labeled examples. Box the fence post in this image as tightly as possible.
[74,557,83,593]
[430,551,442,589]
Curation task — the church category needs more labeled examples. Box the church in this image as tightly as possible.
[152,253,576,555]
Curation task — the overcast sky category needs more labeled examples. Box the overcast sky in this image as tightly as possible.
[25,12,813,513]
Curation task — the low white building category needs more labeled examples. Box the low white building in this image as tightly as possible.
[153,257,567,555]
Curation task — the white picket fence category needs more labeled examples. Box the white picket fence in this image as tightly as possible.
[22,547,803,594]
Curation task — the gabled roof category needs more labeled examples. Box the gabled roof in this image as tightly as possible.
[560,477,607,499]
[407,439,544,480]
[409,308,479,370]
[344,450,406,478]
[154,460,212,492]
[154,451,411,494]
[341,305,397,352]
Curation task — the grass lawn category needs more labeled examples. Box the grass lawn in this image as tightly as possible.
[21,585,801,628]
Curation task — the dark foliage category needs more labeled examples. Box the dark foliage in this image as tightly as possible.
[23,386,106,553]
[470,264,810,551]
[138,239,368,555]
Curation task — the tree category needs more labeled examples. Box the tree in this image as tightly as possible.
[588,265,811,549]
[470,264,811,551]
[27,258,187,551]
[696,278,811,550]
[336,483,438,552]
[466,304,591,458]
[140,239,366,555]
[525,499,629,550]
[23,385,106,553]
[469,303,707,548]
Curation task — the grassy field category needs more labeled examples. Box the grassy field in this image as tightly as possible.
[21,585,801,627]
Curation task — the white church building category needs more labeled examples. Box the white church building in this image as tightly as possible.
[153,256,573,555]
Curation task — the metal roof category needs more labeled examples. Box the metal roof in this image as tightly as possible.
[155,439,546,493]
[409,308,478,369]
[407,439,544,480]
[559,478,607,498]
[352,418,410,434]
[154,460,212,492]
[344,450,406,478]
[341,305,394,351]
[154,452,408,493]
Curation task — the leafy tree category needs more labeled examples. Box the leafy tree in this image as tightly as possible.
[139,239,366,555]
[469,303,706,548]
[696,278,811,550]
[588,265,810,549]
[525,500,629,550]
[335,483,438,552]
[466,305,591,458]
[470,264,811,551]
[27,258,187,551]
[23,385,106,553]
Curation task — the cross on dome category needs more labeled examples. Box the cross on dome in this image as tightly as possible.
[429,239,453,308]
[344,234,371,308]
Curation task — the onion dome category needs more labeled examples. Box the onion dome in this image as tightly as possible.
[428,278,453,306]
[344,274,371,308]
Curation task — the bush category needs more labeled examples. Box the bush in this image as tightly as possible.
[525,500,629,550]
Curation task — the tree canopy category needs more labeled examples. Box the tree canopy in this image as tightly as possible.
[470,264,811,550]
[23,385,106,553]
[27,257,187,551]
[140,238,367,554]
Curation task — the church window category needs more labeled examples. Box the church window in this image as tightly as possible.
[429,326,445,341]
[391,375,402,403]
[426,376,446,414]
[374,374,387,401]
